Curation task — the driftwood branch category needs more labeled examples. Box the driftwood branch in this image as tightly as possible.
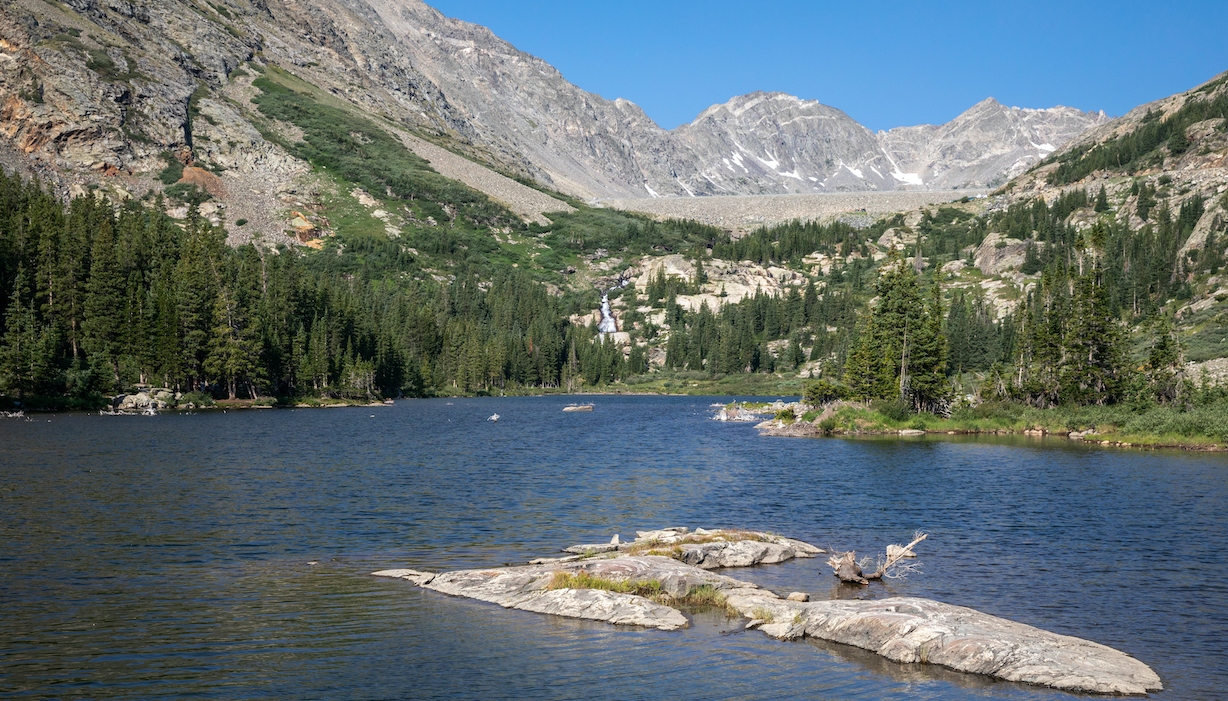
[827,531,928,585]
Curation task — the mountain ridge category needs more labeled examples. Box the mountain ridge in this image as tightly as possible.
[0,0,1109,206]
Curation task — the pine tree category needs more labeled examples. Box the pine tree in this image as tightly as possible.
[1094,185,1110,213]
[81,217,125,387]
[1059,269,1127,405]
[907,284,950,413]
[0,267,56,398]
[1146,318,1184,404]
[205,287,257,399]
[843,312,893,401]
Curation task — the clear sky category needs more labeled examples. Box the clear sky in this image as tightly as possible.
[425,0,1228,133]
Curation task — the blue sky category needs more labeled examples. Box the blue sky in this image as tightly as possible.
[426,0,1228,132]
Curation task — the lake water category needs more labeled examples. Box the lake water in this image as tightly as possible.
[1,396,1225,700]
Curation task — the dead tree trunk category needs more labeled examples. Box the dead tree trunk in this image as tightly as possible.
[831,550,868,585]
[827,532,928,585]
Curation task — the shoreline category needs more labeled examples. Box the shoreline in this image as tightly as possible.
[739,401,1228,453]
[764,422,1228,452]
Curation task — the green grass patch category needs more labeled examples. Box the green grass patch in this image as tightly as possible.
[818,399,1228,447]
[547,572,736,613]
[157,151,184,185]
[250,70,519,232]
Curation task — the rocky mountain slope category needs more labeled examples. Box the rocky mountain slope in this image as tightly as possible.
[0,0,1106,207]
[672,94,1107,197]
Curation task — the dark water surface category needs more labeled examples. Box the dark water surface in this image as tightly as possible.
[1,395,1225,700]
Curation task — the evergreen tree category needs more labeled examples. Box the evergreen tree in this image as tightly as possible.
[1094,185,1110,213]
[908,284,950,413]
[81,217,125,387]
[1059,269,1127,405]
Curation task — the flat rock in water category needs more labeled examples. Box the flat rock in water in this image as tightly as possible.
[562,543,620,554]
[721,593,1162,695]
[375,556,749,630]
[599,527,823,569]
[375,530,1160,694]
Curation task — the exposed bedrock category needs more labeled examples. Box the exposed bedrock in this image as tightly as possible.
[727,594,1162,695]
[373,555,750,631]
[373,528,1161,694]
[562,526,823,569]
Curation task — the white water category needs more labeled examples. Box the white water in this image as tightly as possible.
[598,294,618,333]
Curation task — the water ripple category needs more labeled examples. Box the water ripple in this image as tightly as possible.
[1,396,1225,699]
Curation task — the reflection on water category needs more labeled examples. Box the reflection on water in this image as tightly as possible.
[1,396,1225,699]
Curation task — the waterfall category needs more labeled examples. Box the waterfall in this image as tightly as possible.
[597,279,629,335]
[598,294,618,333]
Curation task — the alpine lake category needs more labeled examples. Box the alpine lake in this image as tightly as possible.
[1,395,1225,700]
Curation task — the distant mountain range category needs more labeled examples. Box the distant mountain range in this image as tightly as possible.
[0,0,1109,200]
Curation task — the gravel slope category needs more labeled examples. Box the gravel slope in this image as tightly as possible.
[606,191,988,230]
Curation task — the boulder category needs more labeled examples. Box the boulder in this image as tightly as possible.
[885,544,918,560]
[677,539,798,569]
[974,232,1032,275]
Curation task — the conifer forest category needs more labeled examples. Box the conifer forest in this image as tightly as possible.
[0,165,1222,412]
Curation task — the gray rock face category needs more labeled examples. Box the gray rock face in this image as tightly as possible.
[673,94,1107,196]
[0,0,1108,206]
[723,594,1163,695]
[876,98,1110,191]
[353,3,1109,199]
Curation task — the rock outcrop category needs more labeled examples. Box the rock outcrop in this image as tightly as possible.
[375,528,1162,695]
[373,556,747,631]
[0,0,1108,210]
[563,526,822,569]
[724,594,1163,695]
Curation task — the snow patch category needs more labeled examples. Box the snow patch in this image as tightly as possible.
[891,170,924,186]
[755,151,781,170]
[779,170,803,181]
[808,176,818,182]
[676,178,695,197]
[840,161,864,179]
[870,165,884,178]
[723,158,735,172]
[1030,141,1056,152]
[644,183,660,198]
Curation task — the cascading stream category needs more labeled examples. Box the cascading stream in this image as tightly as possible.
[597,294,618,333]
[597,280,629,335]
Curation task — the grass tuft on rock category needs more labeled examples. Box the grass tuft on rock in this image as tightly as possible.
[547,572,736,614]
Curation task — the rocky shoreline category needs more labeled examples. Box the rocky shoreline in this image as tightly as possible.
[374,527,1161,694]
[710,400,1228,452]
[754,413,1228,452]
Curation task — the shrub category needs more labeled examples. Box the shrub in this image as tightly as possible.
[177,391,215,408]
[163,183,211,206]
[157,152,184,185]
[871,398,912,422]
[804,378,849,405]
[235,218,248,226]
